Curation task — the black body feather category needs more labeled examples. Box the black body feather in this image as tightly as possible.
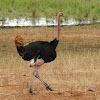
[16,38,59,63]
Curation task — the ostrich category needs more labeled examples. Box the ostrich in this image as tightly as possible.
[15,12,64,94]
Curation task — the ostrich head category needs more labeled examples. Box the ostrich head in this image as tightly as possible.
[58,12,64,17]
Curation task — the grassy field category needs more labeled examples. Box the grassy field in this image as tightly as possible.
[0,0,100,23]
[0,25,100,99]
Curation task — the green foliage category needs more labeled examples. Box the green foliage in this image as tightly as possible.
[0,0,100,22]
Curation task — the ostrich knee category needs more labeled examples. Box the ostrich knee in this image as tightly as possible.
[33,71,39,78]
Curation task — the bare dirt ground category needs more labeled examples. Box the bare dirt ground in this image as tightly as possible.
[0,25,100,100]
[0,73,100,100]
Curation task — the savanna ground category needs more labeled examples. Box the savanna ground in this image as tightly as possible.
[0,25,100,100]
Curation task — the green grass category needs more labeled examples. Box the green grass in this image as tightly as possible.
[0,0,100,23]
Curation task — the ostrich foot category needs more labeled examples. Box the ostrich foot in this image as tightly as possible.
[46,86,54,91]
[29,88,34,95]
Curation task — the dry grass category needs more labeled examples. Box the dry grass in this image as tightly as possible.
[0,25,100,99]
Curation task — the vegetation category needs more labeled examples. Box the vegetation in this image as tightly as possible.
[0,0,100,23]
[1,25,100,99]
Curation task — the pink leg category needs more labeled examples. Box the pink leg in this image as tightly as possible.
[29,67,39,94]
[34,66,53,91]
[29,66,53,95]
[29,74,35,94]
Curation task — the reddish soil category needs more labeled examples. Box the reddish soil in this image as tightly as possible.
[0,74,100,100]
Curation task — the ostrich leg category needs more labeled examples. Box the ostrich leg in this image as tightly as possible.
[29,74,35,95]
[29,66,39,94]
[35,72,54,91]
[29,66,53,95]
[34,66,54,91]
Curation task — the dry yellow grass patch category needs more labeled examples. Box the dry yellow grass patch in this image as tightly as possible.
[0,25,100,99]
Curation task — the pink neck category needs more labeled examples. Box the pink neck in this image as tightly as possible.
[57,14,61,40]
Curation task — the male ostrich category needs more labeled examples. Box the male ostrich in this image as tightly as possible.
[15,12,64,94]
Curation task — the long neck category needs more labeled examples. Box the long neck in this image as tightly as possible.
[57,15,60,40]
